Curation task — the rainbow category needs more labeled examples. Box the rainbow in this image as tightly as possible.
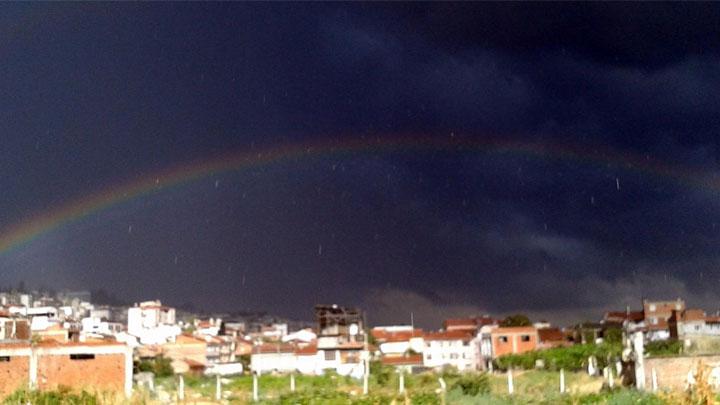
[0,135,713,257]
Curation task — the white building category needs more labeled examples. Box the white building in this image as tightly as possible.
[422,331,477,371]
[127,300,181,345]
[81,317,124,337]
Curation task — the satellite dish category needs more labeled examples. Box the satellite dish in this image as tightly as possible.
[349,323,359,336]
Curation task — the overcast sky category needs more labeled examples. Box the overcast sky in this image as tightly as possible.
[2,3,720,327]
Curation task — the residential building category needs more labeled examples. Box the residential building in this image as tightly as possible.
[127,300,181,345]
[669,309,720,339]
[422,330,476,371]
[314,305,367,378]
[479,326,538,369]
[643,298,685,341]
[371,326,424,358]
[537,327,571,349]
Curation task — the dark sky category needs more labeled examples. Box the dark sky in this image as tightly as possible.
[2,3,720,327]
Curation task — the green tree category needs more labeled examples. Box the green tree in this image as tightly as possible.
[603,327,623,344]
[500,314,531,327]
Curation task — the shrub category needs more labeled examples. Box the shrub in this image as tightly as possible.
[450,373,490,396]
[495,343,622,371]
[136,354,174,377]
[645,339,682,356]
[4,387,99,405]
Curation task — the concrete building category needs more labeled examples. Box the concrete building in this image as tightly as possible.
[422,330,476,371]
[643,298,685,341]
[127,300,181,345]
[479,326,538,369]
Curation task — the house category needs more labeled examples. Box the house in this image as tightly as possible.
[0,317,30,341]
[669,309,720,339]
[0,340,132,398]
[194,318,222,337]
[127,300,181,345]
[642,298,685,341]
[442,316,497,333]
[203,335,235,365]
[159,334,208,373]
[422,330,476,371]
[371,326,424,358]
[314,305,367,378]
[537,327,571,349]
[479,326,538,369]
[250,343,298,374]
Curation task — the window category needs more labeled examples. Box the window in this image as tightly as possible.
[450,353,458,359]
[324,350,336,361]
[70,354,95,360]
[649,304,656,311]
[498,336,508,343]
[521,335,530,342]
[0,356,9,362]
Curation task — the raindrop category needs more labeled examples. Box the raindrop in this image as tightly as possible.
[128,225,133,234]
[590,196,595,205]
[616,178,620,191]
[174,256,178,265]
[214,180,220,188]
[318,244,323,256]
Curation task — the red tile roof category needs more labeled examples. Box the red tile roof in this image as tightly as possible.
[381,354,423,366]
[538,328,564,342]
[371,329,423,342]
[424,330,474,342]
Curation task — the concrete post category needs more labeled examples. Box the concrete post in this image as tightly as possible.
[124,346,133,398]
[560,368,565,393]
[652,368,658,392]
[215,374,221,401]
[253,372,259,402]
[398,369,405,394]
[438,378,447,405]
[633,332,646,390]
[363,366,369,395]
[290,373,295,392]
[609,368,614,388]
[178,375,184,402]
[508,369,514,395]
[29,347,38,390]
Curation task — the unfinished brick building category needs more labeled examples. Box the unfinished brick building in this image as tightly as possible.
[0,341,132,398]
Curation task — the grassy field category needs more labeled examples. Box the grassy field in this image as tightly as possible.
[2,369,690,404]
[143,370,672,404]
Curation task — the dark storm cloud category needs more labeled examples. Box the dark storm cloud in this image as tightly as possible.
[1,3,720,326]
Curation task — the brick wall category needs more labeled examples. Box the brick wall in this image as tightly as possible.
[0,343,130,400]
[0,355,29,397]
[37,353,126,393]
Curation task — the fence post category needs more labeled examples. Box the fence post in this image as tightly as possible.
[652,368,658,392]
[508,369,514,395]
[398,369,405,393]
[560,368,565,393]
[438,378,447,405]
[178,374,184,402]
[609,368,614,388]
[253,372,259,401]
[215,374,222,401]
[290,373,296,392]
